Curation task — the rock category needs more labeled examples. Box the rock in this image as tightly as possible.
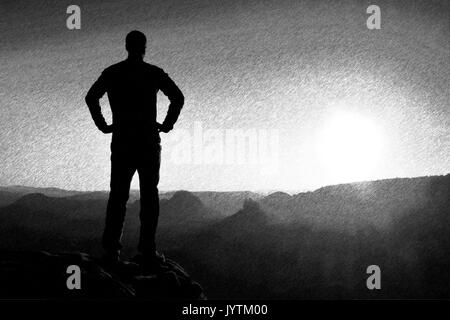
[0,251,206,300]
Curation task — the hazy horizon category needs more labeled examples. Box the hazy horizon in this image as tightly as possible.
[1,172,448,195]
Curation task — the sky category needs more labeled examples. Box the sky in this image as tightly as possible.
[0,0,449,192]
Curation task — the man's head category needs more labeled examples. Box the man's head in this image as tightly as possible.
[126,30,147,59]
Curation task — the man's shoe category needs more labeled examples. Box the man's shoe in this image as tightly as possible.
[140,251,165,275]
[100,250,121,270]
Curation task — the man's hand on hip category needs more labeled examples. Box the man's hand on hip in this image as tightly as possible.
[157,122,173,133]
[100,124,114,134]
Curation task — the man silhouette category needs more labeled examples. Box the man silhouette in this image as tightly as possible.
[85,30,184,272]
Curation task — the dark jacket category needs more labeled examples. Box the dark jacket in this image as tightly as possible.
[85,59,184,151]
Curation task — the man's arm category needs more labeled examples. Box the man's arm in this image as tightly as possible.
[85,71,113,133]
[159,70,184,133]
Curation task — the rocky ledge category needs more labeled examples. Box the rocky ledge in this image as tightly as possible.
[0,251,205,300]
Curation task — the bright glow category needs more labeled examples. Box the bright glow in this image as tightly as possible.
[315,111,384,184]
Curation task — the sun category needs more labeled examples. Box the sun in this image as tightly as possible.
[315,111,384,184]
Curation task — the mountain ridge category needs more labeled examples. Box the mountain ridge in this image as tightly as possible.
[1,174,449,298]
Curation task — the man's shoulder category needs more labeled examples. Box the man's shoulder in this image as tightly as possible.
[102,61,127,74]
[99,61,168,86]
[103,61,165,75]
[143,62,166,75]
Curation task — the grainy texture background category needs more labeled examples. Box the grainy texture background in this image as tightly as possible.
[0,0,448,191]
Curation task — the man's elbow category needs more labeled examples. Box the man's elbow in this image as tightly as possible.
[179,93,185,108]
[85,92,96,107]
[175,91,185,109]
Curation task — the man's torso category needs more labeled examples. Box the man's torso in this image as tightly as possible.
[103,60,164,151]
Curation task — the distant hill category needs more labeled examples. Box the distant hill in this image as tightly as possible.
[0,190,220,256]
[0,190,23,208]
[0,186,83,207]
[0,193,108,254]
[258,174,450,230]
[158,191,220,225]
[0,185,82,197]
[161,191,263,216]
[211,199,270,235]
[0,186,262,217]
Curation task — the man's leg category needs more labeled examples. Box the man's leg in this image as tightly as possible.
[102,152,136,258]
[137,144,161,256]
